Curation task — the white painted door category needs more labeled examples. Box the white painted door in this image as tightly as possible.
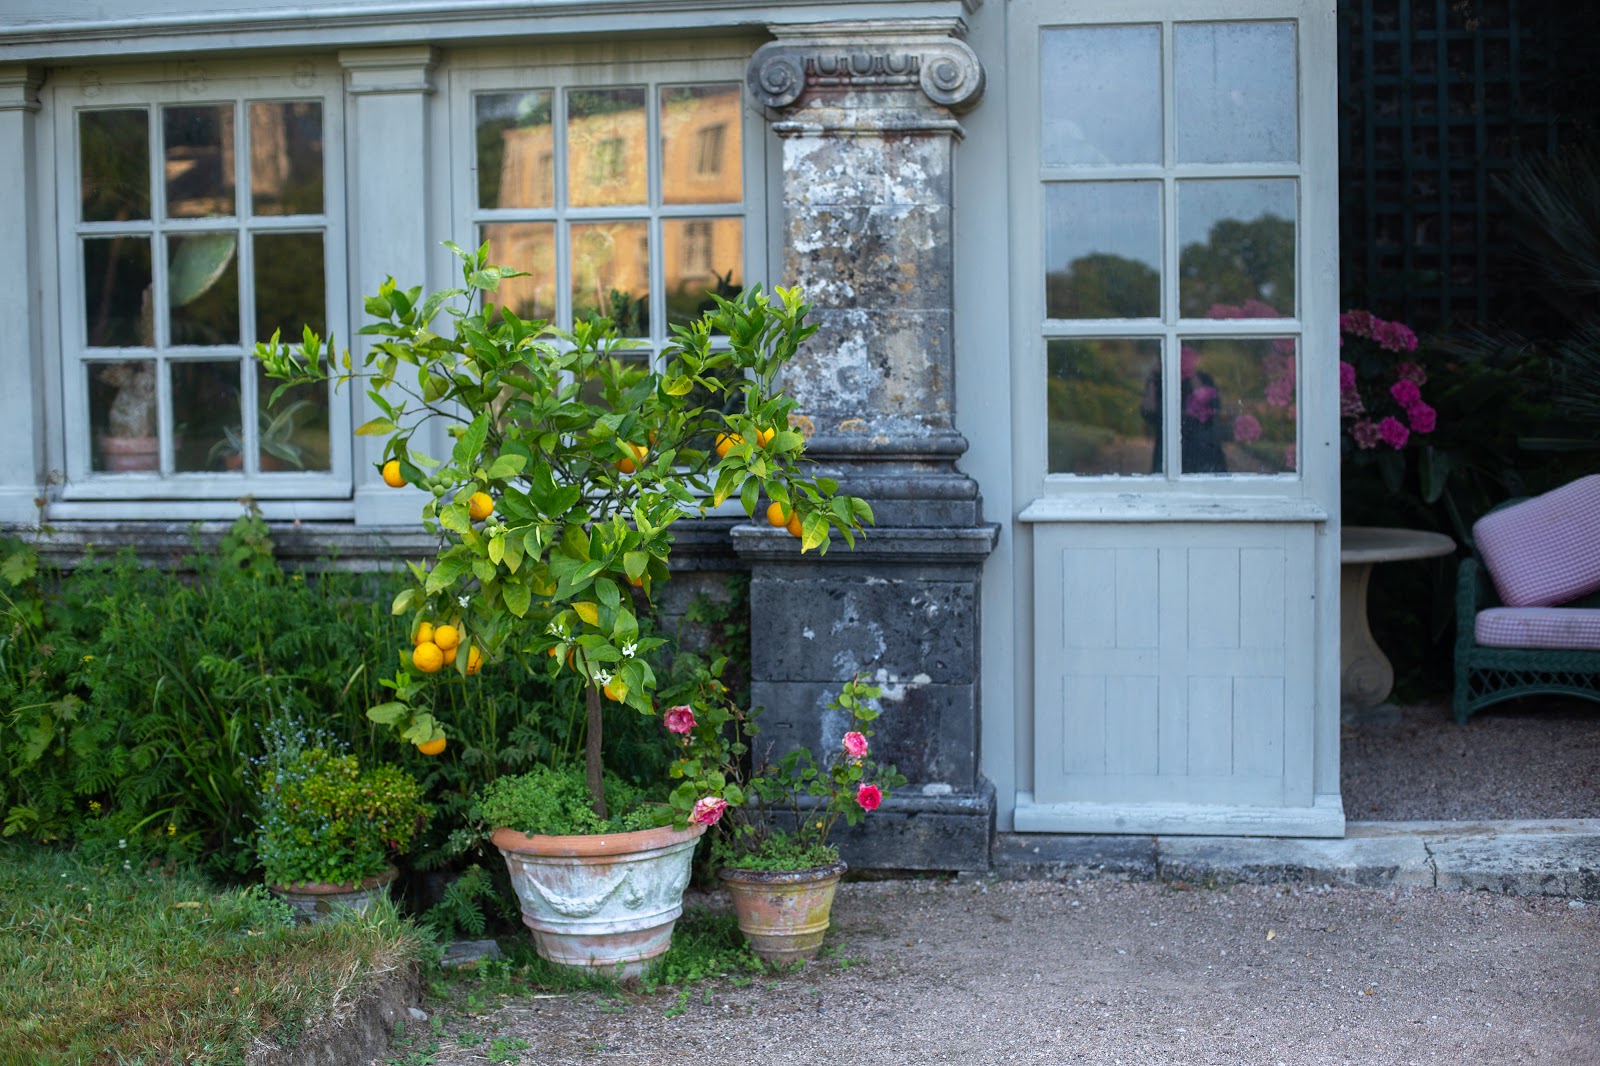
[1007,0,1344,836]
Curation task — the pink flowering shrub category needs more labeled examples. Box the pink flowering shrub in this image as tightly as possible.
[663,705,697,735]
[1339,309,1436,452]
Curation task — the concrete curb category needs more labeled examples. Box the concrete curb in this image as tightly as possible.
[992,819,1600,899]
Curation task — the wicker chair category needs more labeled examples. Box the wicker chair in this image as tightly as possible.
[1453,475,1600,723]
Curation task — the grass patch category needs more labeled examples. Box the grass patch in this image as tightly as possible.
[0,844,429,1064]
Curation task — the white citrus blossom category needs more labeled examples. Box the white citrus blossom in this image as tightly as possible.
[621,642,637,658]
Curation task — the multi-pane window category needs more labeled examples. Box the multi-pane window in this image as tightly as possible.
[469,78,747,350]
[1041,21,1302,479]
[66,77,343,495]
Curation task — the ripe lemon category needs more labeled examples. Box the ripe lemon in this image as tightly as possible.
[417,737,447,756]
[467,492,494,521]
[627,573,644,588]
[628,442,648,461]
[603,677,626,702]
[714,432,743,458]
[381,459,405,488]
[412,641,445,673]
[757,427,775,447]
[433,624,461,652]
[616,457,636,475]
[765,501,789,528]
[465,645,483,675]
[786,512,803,538]
[413,621,435,647]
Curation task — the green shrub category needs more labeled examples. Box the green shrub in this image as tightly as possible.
[474,764,655,836]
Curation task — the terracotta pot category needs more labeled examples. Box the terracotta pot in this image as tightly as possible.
[493,823,705,978]
[98,435,159,472]
[719,860,847,963]
[269,865,397,923]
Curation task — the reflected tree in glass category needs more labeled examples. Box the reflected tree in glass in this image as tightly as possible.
[1179,180,1296,318]
[571,221,649,335]
[475,91,554,210]
[1047,338,1161,475]
[80,110,151,223]
[250,102,324,216]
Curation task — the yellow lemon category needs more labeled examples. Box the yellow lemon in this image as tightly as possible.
[417,737,447,756]
[381,459,405,488]
[433,624,461,652]
[786,512,803,538]
[714,432,742,458]
[757,427,775,447]
[412,641,445,673]
[765,501,789,528]
[467,492,494,521]
[465,645,483,676]
[413,621,435,647]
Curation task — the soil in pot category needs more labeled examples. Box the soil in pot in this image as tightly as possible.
[718,860,847,964]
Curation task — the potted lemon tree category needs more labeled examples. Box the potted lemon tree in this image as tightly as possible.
[258,242,870,974]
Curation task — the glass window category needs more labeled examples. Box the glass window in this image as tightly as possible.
[1041,26,1161,166]
[1045,182,1161,319]
[1047,339,1162,475]
[1174,22,1298,164]
[1178,179,1297,318]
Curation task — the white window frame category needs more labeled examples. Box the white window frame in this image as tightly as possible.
[48,58,352,520]
[1010,0,1339,508]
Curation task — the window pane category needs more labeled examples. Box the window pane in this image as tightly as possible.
[249,101,323,216]
[80,110,151,222]
[89,360,159,471]
[1047,338,1162,475]
[1178,180,1296,318]
[164,105,236,219]
[661,84,742,205]
[481,222,556,322]
[1175,22,1298,164]
[571,221,649,335]
[172,360,241,472]
[1041,26,1161,166]
[663,217,742,327]
[254,232,325,342]
[258,364,330,472]
[476,91,554,210]
[83,237,153,347]
[567,87,647,208]
[1179,338,1297,475]
[168,234,240,346]
[1046,183,1160,319]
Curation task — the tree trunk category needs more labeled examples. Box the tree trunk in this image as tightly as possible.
[586,682,606,820]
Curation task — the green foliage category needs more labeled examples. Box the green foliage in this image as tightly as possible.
[255,741,429,887]
[420,864,510,939]
[717,832,839,872]
[473,764,654,836]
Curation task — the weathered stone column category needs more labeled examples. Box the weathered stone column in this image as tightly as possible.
[0,67,45,526]
[735,21,998,870]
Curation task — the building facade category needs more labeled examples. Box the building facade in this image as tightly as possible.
[0,0,1343,866]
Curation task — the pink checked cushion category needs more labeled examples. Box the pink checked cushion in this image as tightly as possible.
[1475,607,1600,650]
[1473,474,1600,607]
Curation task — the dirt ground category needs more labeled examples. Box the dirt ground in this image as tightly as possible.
[405,879,1600,1066]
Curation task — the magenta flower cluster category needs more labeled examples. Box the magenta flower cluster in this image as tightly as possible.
[1338,310,1435,451]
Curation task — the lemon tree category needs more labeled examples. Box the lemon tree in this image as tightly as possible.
[258,241,872,819]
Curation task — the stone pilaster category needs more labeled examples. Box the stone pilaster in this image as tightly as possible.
[735,22,997,870]
[0,67,45,526]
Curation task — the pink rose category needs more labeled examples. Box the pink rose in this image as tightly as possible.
[689,796,727,826]
[1378,416,1410,449]
[1351,420,1382,449]
[1389,379,1422,407]
[1406,402,1437,434]
[664,705,696,735]
[855,784,882,812]
[842,731,869,760]
[1232,414,1262,443]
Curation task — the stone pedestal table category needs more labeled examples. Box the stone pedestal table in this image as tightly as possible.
[1340,526,1456,710]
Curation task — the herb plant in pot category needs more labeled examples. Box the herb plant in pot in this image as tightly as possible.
[255,745,429,923]
[699,676,905,964]
[258,243,871,973]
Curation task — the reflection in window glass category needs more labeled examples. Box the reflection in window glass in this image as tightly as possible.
[481,223,556,323]
[83,237,153,347]
[89,360,159,471]
[257,364,331,472]
[164,105,236,219]
[1175,22,1298,164]
[661,84,742,204]
[1041,26,1161,166]
[567,87,646,208]
[1178,180,1296,318]
[663,217,742,327]
[168,234,240,346]
[1178,338,1297,475]
[172,360,241,471]
[1045,182,1161,319]
[1047,338,1162,475]
[571,221,649,335]
[476,91,554,210]
[80,110,151,222]
[254,232,325,342]
[250,102,323,216]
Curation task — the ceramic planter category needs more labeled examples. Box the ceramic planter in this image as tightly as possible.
[719,860,847,963]
[269,866,396,923]
[493,823,705,978]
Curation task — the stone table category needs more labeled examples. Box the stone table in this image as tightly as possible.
[1340,526,1456,710]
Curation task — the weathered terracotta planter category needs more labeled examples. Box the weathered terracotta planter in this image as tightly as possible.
[719,860,847,963]
[270,866,396,923]
[493,823,705,978]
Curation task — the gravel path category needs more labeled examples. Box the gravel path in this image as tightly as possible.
[414,880,1599,1066]
[1341,698,1600,821]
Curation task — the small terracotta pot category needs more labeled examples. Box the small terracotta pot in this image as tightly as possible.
[98,435,159,472]
[493,823,705,978]
[269,866,397,923]
[719,860,847,963]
